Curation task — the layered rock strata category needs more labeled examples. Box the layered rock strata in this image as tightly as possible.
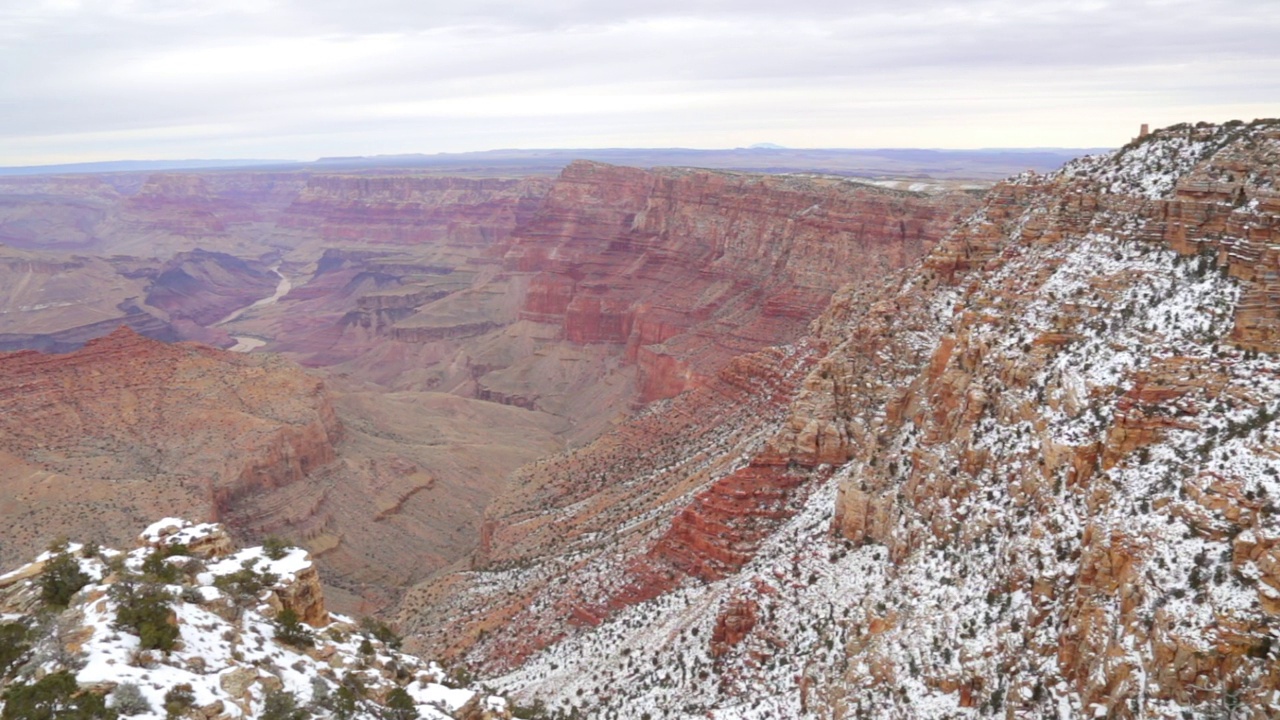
[0,327,342,569]
[399,121,1280,719]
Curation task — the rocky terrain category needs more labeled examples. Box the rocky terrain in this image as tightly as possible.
[0,518,507,719]
[393,120,1280,719]
[0,327,566,616]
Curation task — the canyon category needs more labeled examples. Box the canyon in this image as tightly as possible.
[7,123,1277,717]
[0,156,979,619]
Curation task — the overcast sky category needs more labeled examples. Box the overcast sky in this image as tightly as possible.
[1,0,1276,164]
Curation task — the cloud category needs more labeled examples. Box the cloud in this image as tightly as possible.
[0,0,1276,163]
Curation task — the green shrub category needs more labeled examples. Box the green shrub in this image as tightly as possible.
[141,553,180,585]
[111,581,179,652]
[262,536,290,561]
[1,670,118,719]
[212,566,278,605]
[162,684,195,719]
[260,689,308,720]
[0,621,30,679]
[383,687,418,720]
[273,608,314,648]
[359,617,402,650]
[40,552,92,608]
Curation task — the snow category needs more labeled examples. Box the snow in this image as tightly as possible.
[139,517,223,546]
[0,522,502,720]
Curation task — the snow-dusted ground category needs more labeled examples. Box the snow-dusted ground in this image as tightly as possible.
[0,519,501,720]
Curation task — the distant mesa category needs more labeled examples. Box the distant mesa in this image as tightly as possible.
[747,142,788,150]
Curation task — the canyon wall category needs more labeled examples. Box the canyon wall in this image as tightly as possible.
[297,162,977,439]
[0,327,342,569]
[497,161,977,404]
[277,174,552,248]
[398,121,1280,719]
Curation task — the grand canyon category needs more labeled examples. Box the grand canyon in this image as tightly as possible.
[2,120,1279,719]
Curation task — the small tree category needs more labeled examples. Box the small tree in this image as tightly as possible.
[360,617,402,650]
[382,687,418,720]
[263,536,290,561]
[39,552,91,608]
[213,565,278,606]
[273,607,314,648]
[162,684,195,719]
[0,620,30,678]
[112,581,178,652]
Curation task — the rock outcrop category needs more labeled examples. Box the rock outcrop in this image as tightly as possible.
[497,161,978,404]
[0,520,508,720]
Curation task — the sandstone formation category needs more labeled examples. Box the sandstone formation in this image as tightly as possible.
[498,161,976,404]
[398,120,1280,719]
[277,174,551,248]
[0,244,177,349]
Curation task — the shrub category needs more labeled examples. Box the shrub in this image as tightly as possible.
[111,581,179,652]
[263,536,290,561]
[1,670,118,719]
[162,684,195,719]
[260,689,308,720]
[213,566,278,605]
[0,621,31,679]
[141,553,181,584]
[40,552,92,608]
[111,683,152,716]
[273,608,314,648]
[359,617,402,650]
[383,687,419,720]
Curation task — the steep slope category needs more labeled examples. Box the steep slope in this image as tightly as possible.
[0,518,509,720]
[0,327,343,571]
[399,120,1280,719]
[143,249,280,327]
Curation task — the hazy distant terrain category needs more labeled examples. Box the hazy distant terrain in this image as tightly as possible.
[0,146,1103,181]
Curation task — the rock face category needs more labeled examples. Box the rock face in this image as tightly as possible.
[0,244,179,350]
[291,162,976,445]
[499,161,976,404]
[398,120,1280,719]
[0,327,342,569]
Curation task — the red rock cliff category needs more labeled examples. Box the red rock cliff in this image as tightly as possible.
[502,161,979,403]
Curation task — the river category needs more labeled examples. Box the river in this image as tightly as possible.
[215,266,291,353]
